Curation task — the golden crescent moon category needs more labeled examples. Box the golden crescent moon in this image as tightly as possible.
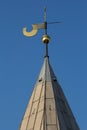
[23,25,38,37]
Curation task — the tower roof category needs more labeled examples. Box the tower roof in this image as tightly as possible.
[19,56,80,130]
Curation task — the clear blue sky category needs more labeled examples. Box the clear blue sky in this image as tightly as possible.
[0,0,86,129]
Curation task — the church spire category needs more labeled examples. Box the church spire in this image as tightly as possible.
[19,51,80,130]
[20,6,80,130]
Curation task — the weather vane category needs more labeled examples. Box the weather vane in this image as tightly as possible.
[22,7,61,57]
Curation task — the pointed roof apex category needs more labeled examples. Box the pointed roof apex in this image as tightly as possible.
[19,55,80,130]
[36,56,57,84]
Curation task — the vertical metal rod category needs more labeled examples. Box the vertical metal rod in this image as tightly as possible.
[45,44,48,57]
[44,22,47,34]
[44,6,46,22]
[44,7,49,57]
[44,7,47,34]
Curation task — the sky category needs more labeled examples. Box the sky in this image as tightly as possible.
[0,0,87,129]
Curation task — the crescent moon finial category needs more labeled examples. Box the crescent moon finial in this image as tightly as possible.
[23,24,38,37]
